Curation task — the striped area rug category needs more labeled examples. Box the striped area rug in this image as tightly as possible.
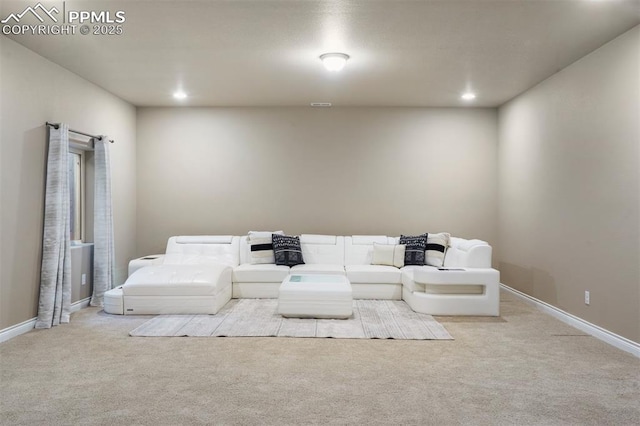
[129,299,453,340]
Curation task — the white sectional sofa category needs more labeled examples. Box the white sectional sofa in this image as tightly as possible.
[105,233,500,316]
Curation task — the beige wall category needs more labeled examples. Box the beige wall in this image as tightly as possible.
[6,23,636,345]
[0,36,137,330]
[70,244,93,303]
[136,107,498,256]
[498,26,640,342]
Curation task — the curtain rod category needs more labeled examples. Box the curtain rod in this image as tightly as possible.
[46,122,114,143]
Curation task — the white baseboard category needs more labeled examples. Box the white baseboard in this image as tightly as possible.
[501,284,640,358]
[0,297,91,344]
[71,297,91,313]
[0,317,37,344]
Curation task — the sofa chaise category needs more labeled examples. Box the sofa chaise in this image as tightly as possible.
[105,233,500,316]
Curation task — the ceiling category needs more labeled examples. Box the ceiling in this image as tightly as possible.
[2,0,639,107]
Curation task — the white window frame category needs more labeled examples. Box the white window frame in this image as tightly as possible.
[69,147,86,243]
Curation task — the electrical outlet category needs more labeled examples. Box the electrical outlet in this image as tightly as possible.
[584,291,590,305]
[81,273,87,286]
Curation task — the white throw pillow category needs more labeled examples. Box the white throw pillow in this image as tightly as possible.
[426,232,450,267]
[248,231,284,264]
[371,243,405,268]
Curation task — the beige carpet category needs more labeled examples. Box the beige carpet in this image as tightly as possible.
[130,299,453,340]
[1,290,639,425]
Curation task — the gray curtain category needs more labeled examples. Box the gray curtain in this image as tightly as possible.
[36,124,72,328]
[90,137,114,306]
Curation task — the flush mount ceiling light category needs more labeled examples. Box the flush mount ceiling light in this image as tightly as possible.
[461,92,476,101]
[320,52,350,72]
[173,90,187,100]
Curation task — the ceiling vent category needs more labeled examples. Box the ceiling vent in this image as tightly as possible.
[310,102,332,107]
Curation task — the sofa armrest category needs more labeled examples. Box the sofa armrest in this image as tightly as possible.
[413,268,499,286]
[128,255,165,277]
[404,267,501,316]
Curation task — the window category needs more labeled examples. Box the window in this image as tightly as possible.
[69,148,85,242]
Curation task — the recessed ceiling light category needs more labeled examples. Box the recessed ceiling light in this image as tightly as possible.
[173,90,187,100]
[320,53,350,72]
[461,92,476,101]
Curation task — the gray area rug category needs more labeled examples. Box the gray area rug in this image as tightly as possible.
[130,299,453,340]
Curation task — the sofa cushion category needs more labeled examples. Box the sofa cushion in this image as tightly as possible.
[233,263,290,283]
[371,243,405,268]
[346,264,402,284]
[248,230,284,264]
[272,234,305,266]
[352,235,388,245]
[300,234,344,264]
[175,236,234,244]
[344,235,391,265]
[299,234,337,245]
[164,236,240,267]
[123,264,230,296]
[290,264,345,275]
[426,232,450,267]
[399,234,427,266]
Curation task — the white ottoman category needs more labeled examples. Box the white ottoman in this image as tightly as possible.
[278,274,353,319]
[104,287,124,315]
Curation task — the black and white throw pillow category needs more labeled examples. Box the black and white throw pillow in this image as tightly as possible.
[272,234,305,267]
[426,232,450,267]
[248,231,284,264]
[399,234,427,266]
